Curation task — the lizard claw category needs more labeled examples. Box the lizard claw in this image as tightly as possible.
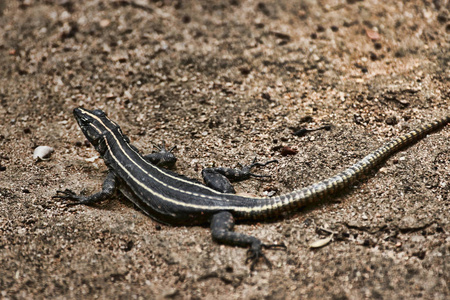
[52,189,85,205]
[53,189,77,199]
[245,242,287,270]
[242,158,278,179]
[149,141,177,168]
[152,141,177,153]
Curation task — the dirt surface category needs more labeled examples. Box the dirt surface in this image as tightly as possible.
[1,0,449,299]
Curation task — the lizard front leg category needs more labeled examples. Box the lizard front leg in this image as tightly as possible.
[202,158,278,193]
[142,141,177,168]
[53,172,118,205]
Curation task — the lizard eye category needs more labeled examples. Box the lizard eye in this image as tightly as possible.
[92,109,106,117]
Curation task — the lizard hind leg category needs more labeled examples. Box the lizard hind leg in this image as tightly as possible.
[210,211,286,270]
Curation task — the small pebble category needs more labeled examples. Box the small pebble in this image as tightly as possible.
[181,15,191,23]
[385,116,398,125]
[317,25,325,32]
[280,146,298,156]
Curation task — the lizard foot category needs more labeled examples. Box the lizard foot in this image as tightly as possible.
[152,140,177,154]
[52,189,86,205]
[245,241,287,270]
[147,141,177,168]
[52,189,106,206]
[238,157,278,179]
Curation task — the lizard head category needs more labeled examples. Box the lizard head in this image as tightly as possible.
[73,107,121,155]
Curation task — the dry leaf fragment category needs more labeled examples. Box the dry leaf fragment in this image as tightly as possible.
[309,234,334,249]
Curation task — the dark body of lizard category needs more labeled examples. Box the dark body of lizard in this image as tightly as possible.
[55,108,449,268]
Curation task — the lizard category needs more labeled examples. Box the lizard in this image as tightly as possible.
[54,108,449,269]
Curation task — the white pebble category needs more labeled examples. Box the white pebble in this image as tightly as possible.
[33,146,54,161]
[85,156,99,162]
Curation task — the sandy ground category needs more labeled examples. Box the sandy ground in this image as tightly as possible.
[1,0,449,299]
